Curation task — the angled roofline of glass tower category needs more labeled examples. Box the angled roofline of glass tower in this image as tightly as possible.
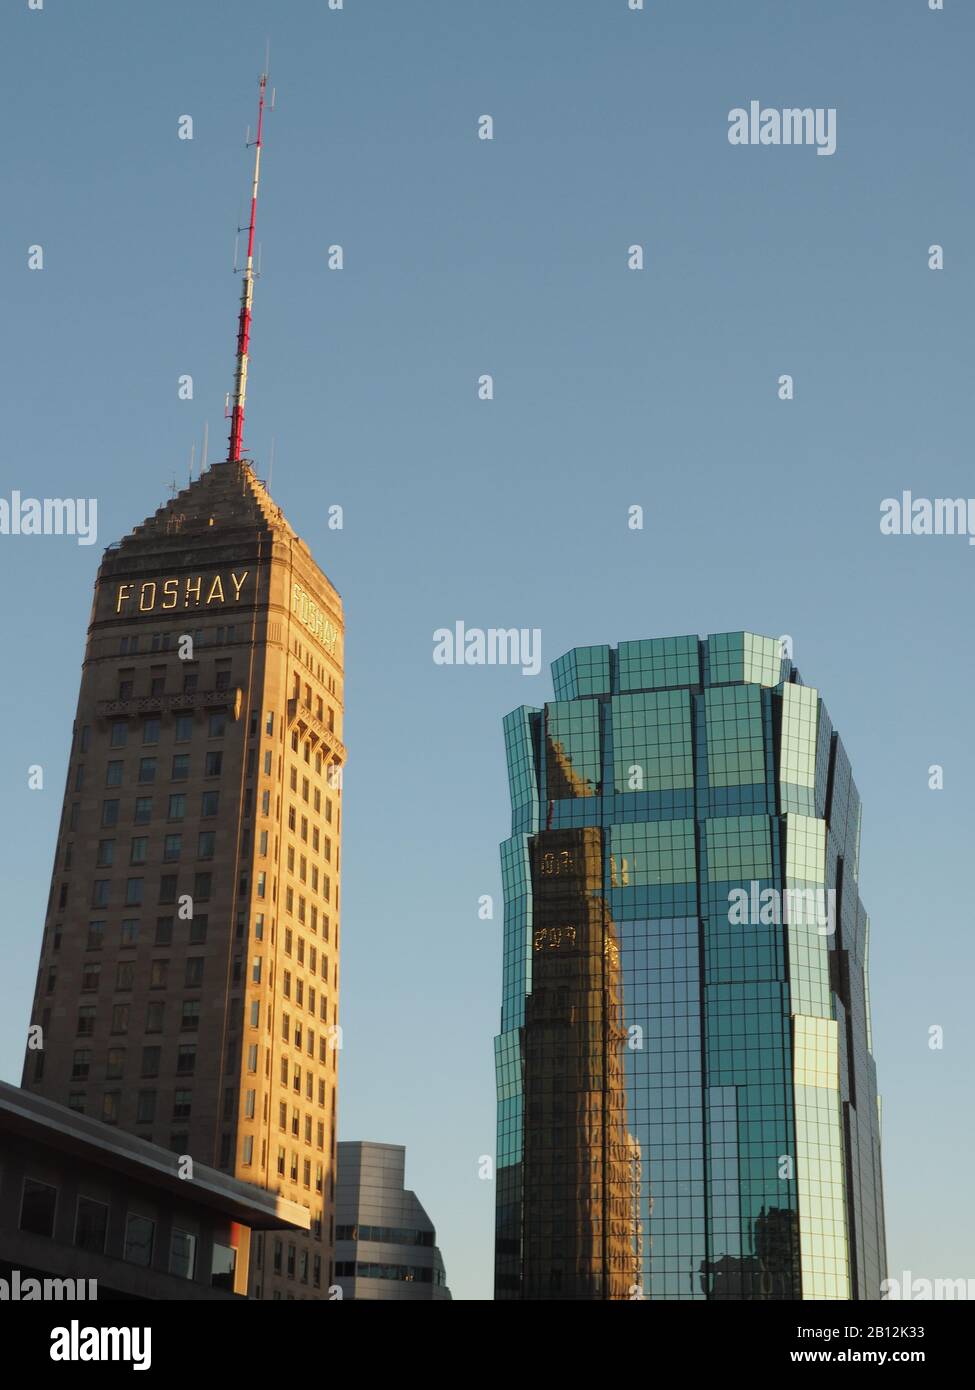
[494,631,886,1301]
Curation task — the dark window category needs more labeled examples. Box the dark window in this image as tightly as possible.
[20,1179,57,1239]
[74,1197,108,1254]
[124,1213,155,1267]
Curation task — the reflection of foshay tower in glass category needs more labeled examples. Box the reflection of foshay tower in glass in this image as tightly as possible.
[20,73,346,1299]
[495,633,887,1300]
[522,827,641,1299]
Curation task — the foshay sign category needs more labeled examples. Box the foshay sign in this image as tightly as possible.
[114,570,250,614]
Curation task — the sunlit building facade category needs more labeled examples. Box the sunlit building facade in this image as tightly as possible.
[21,460,345,1300]
[494,632,886,1300]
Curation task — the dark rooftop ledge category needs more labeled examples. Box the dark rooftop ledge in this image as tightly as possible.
[0,1081,308,1233]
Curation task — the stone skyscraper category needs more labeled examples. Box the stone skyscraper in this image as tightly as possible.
[495,632,886,1300]
[21,459,345,1300]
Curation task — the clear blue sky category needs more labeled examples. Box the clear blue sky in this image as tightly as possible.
[2,0,973,1300]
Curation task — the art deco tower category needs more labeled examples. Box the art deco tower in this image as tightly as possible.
[495,633,886,1300]
[20,73,346,1300]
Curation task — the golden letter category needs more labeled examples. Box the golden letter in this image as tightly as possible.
[139,582,157,612]
[184,576,202,607]
[231,571,249,600]
[162,578,178,610]
[116,583,132,613]
[206,575,225,604]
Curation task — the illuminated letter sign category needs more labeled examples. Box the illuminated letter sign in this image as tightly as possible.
[114,571,250,616]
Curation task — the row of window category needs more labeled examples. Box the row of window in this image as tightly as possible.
[266,1236,324,1288]
[71,1041,198,1081]
[59,872,217,911]
[108,713,226,748]
[336,1224,435,1248]
[89,831,219,868]
[113,666,234,698]
[74,997,202,1036]
[73,955,205,992]
[19,1177,236,1287]
[335,1260,441,1285]
[96,750,225,788]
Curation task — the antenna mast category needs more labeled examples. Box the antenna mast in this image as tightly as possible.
[226,70,270,464]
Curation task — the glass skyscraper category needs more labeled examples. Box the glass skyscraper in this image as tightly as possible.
[494,632,886,1301]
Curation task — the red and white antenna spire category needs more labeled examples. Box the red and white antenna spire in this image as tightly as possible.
[226,69,271,464]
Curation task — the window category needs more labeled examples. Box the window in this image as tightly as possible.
[170,1230,197,1281]
[141,1045,161,1076]
[125,878,144,906]
[185,957,204,988]
[150,960,168,989]
[189,914,208,944]
[177,1043,197,1075]
[154,916,174,946]
[136,1090,156,1124]
[197,831,215,860]
[211,1244,237,1291]
[71,1048,91,1079]
[130,837,148,865]
[263,750,272,775]
[74,1197,108,1254]
[205,751,223,776]
[172,754,190,780]
[247,1044,259,1073]
[138,758,157,784]
[120,919,140,947]
[134,797,152,825]
[124,1214,155,1267]
[245,1089,256,1119]
[168,794,186,820]
[208,712,227,737]
[181,1000,200,1031]
[81,961,100,992]
[77,1006,95,1036]
[242,1135,254,1166]
[158,876,177,905]
[106,761,123,787]
[96,840,114,867]
[201,790,219,817]
[183,671,199,693]
[173,1089,192,1120]
[143,718,161,745]
[175,715,193,742]
[91,880,110,909]
[150,676,165,696]
[146,1002,165,1033]
[102,1091,120,1123]
[215,669,232,692]
[163,834,182,862]
[106,1047,125,1079]
[110,721,128,747]
[251,958,262,984]
[110,1004,129,1035]
[21,1179,57,1238]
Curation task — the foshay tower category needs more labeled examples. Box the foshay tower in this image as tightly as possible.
[21,73,346,1300]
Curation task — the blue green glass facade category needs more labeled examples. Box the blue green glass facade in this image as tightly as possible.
[494,632,886,1300]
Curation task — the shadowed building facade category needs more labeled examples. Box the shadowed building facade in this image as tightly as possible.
[21,460,345,1300]
[495,632,886,1300]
